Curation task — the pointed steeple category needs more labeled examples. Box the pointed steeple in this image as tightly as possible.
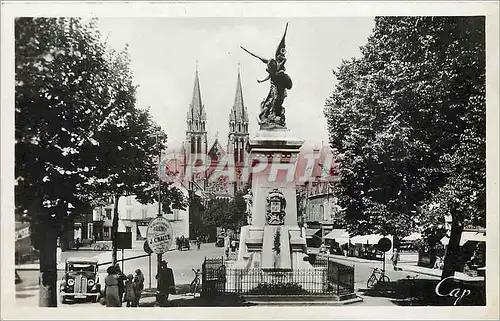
[232,66,248,123]
[189,69,205,122]
[229,67,248,132]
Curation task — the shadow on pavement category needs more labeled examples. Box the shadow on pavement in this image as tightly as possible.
[358,278,485,306]
[139,284,257,307]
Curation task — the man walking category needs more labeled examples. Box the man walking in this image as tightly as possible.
[391,248,400,271]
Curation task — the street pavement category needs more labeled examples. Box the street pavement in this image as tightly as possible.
[16,242,225,308]
[15,245,438,307]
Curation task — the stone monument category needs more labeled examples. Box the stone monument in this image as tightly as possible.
[232,23,312,277]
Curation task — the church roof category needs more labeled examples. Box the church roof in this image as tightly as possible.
[208,138,226,160]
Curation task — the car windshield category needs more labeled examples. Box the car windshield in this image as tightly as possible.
[68,263,95,272]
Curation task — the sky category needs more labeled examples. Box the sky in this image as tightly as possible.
[96,17,375,150]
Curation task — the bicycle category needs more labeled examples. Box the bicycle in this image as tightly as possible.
[367,267,390,288]
[190,269,201,297]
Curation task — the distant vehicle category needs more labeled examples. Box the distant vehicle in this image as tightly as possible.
[59,257,100,304]
[230,239,239,252]
[215,237,224,247]
[177,238,190,251]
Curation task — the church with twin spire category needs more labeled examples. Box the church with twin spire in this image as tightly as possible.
[171,67,250,200]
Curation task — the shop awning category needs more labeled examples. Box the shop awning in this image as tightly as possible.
[137,225,148,239]
[441,231,486,246]
[306,228,321,239]
[350,234,386,245]
[324,229,350,244]
[403,232,422,241]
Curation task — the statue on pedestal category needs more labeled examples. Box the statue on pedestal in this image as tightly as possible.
[241,23,292,130]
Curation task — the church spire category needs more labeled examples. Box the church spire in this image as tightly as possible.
[188,68,206,123]
[229,67,248,126]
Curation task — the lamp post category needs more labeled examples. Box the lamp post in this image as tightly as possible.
[155,132,163,295]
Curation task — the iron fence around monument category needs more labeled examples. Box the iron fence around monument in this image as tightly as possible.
[201,256,355,298]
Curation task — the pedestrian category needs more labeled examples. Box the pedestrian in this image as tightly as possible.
[114,264,126,304]
[133,269,145,307]
[391,248,400,271]
[434,255,443,270]
[124,274,136,307]
[104,266,121,307]
[155,260,176,307]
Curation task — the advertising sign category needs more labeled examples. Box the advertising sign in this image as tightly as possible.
[146,217,173,254]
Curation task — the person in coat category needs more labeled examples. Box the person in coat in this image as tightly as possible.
[155,260,175,306]
[123,274,136,307]
[133,269,145,307]
[114,264,126,303]
[104,266,122,307]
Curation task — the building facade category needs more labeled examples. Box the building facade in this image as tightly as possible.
[92,190,190,247]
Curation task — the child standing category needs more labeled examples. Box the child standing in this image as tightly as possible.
[124,274,136,307]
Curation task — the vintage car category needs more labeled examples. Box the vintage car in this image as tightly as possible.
[59,257,101,303]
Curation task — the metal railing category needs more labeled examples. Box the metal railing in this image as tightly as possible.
[201,256,355,298]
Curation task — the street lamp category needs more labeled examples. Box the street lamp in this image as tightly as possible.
[153,131,165,297]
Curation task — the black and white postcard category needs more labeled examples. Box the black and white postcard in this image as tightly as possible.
[1,1,498,320]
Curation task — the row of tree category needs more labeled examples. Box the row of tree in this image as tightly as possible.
[197,189,248,237]
[15,18,186,306]
[325,17,485,278]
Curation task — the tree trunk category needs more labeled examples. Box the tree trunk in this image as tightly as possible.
[111,195,121,266]
[35,221,59,307]
[441,217,463,279]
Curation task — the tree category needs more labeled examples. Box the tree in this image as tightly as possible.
[15,17,115,306]
[200,194,244,232]
[228,190,247,231]
[202,198,230,230]
[88,51,187,265]
[324,17,485,278]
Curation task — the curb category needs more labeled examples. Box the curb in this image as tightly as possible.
[246,296,363,306]
[400,266,441,279]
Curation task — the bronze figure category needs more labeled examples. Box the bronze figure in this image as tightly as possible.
[241,23,292,129]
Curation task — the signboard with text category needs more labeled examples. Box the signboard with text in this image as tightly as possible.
[146,217,173,254]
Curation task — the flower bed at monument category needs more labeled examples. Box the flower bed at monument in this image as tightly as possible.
[246,282,309,295]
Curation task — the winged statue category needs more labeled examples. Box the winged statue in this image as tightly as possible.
[241,23,293,129]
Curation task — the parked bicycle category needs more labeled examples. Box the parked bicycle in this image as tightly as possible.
[190,269,201,297]
[92,242,110,251]
[367,267,390,288]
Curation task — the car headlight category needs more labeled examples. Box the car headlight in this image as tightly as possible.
[67,278,75,286]
[88,279,95,287]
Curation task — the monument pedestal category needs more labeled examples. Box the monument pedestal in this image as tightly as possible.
[232,128,310,273]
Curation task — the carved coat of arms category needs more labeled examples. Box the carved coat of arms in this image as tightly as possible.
[266,189,286,225]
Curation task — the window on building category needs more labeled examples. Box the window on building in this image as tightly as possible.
[103,227,110,238]
[126,209,132,219]
[126,197,132,205]
[105,209,112,220]
[141,208,147,219]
